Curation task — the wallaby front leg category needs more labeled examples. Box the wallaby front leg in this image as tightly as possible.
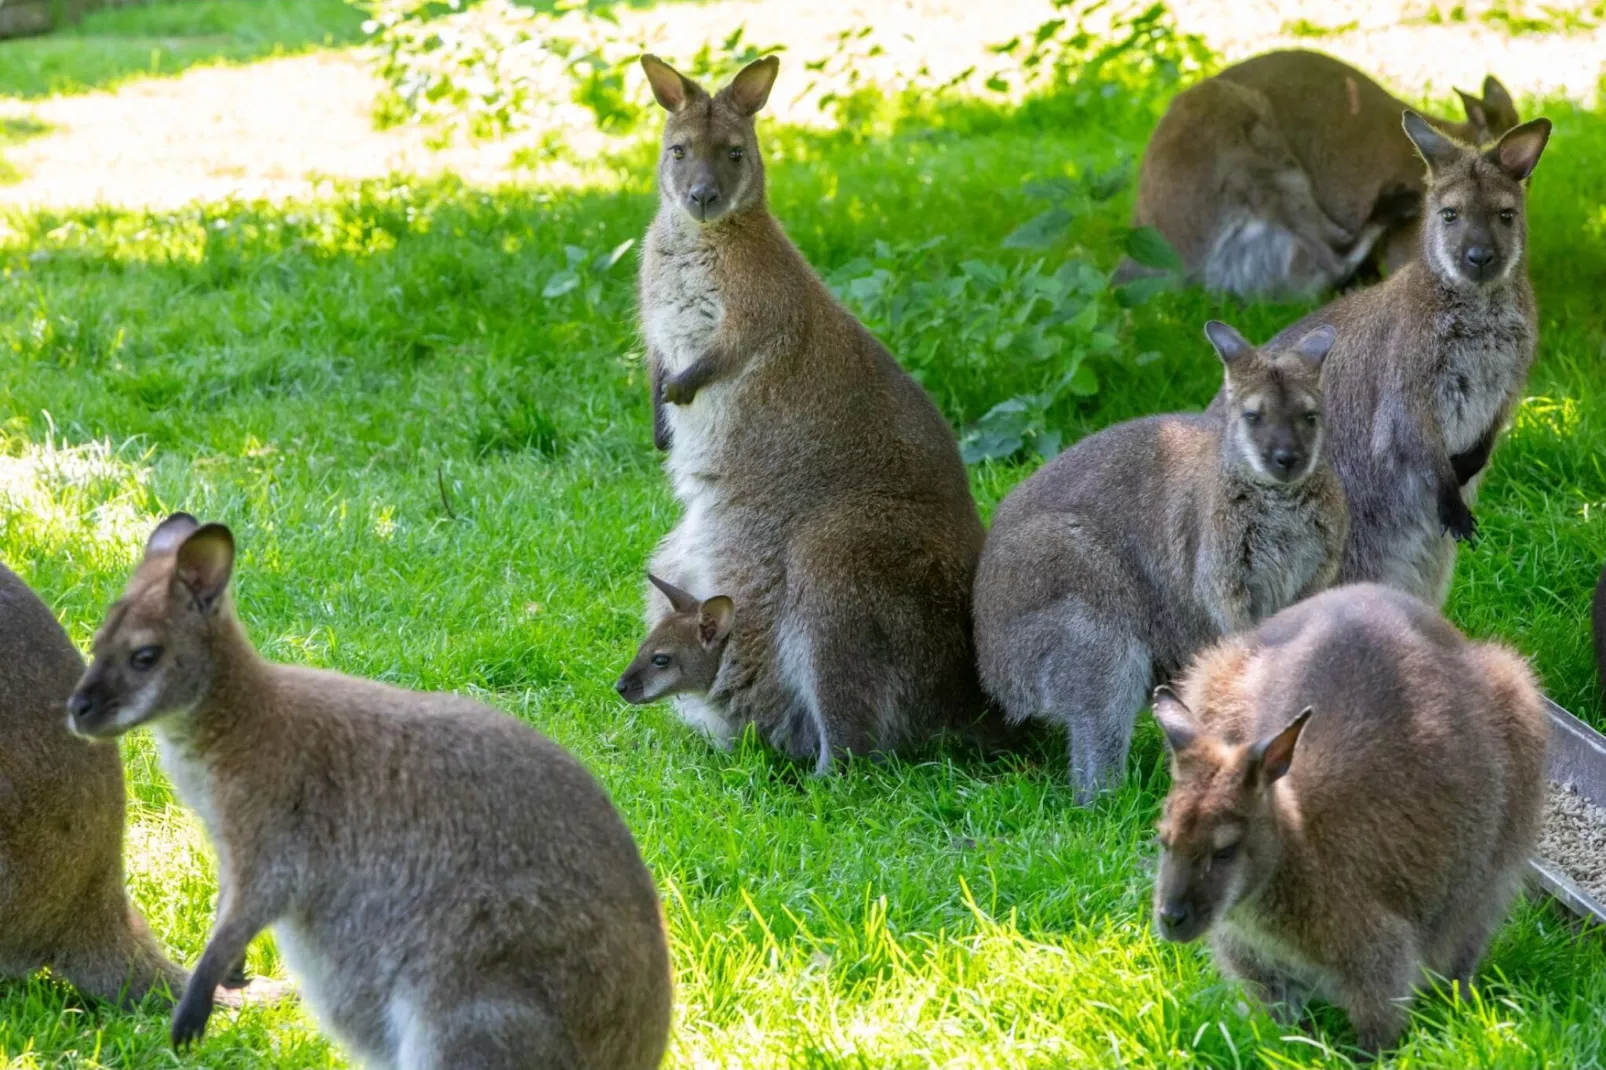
[662,344,731,405]
[1450,419,1501,486]
[1435,458,1477,542]
[172,886,284,1049]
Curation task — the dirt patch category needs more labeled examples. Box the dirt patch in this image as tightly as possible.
[1540,780,1606,904]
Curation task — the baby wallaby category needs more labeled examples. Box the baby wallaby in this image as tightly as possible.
[1130,49,1520,297]
[638,54,995,769]
[68,515,672,1068]
[0,563,186,1005]
[1152,583,1547,1054]
[616,574,733,705]
[1238,112,1551,604]
[973,321,1346,801]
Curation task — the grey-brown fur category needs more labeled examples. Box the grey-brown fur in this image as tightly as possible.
[0,563,186,1005]
[1226,113,1551,604]
[68,515,672,1068]
[638,55,992,770]
[1152,583,1548,1053]
[616,574,733,705]
[974,322,1346,801]
[1129,50,1519,297]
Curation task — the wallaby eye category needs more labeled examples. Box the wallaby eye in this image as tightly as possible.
[129,645,163,672]
[1499,208,1516,224]
[1439,207,1459,224]
[1243,411,1262,425]
[1303,411,1319,425]
[728,146,744,161]
[650,654,672,669]
[1211,843,1239,864]
[669,145,685,160]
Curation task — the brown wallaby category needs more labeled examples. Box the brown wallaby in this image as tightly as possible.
[67,515,672,1067]
[637,54,993,771]
[1231,113,1551,605]
[0,563,187,1005]
[974,321,1346,801]
[616,573,733,705]
[1151,583,1547,1054]
[1129,50,1520,297]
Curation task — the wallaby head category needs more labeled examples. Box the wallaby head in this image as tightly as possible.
[68,513,236,738]
[617,574,734,704]
[1206,320,1334,485]
[1403,110,1551,287]
[1150,686,1310,944]
[641,53,780,225]
[1454,75,1521,142]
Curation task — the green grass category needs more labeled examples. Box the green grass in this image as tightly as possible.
[2,28,1606,1070]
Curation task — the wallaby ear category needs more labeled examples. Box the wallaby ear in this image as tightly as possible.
[724,55,780,116]
[1291,324,1337,368]
[1248,706,1312,787]
[1488,117,1551,182]
[145,512,200,559]
[1482,75,1519,130]
[1454,89,1489,134]
[648,572,699,614]
[1402,110,1463,175]
[697,595,735,648]
[1203,320,1253,368]
[172,524,235,613]
[1152,686,1200,754]
[641,54,705,114]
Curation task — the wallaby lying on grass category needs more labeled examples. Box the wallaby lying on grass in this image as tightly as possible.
[0,563,187,1006]
[637,54,993,770]
[1130,49,1519,297]
[974,321,1346,801]
[1236,112,1550,604]
[68,515,672,1068]
[617,574,733,705]
[1152,583,1547,1054]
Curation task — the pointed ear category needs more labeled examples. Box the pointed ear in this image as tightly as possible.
[724,55,780,116]
[641,54,705,114]
[1481,75,1518,129]
[1203,320,1253,369]
[1402,110,1464,175]
[1488,117,1550,182]
[697,595,734,648]
[648,573,699,614]
[1152,686,1200,754]
[172,524,235,613]
[1455,89,1488,134]
[1291,324,1336,368]
[145,512,200,558]
[1248,706,1312,787]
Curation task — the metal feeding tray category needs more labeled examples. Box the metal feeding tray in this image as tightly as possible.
[1530,697,1606,926]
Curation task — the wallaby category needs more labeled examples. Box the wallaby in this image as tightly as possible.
[1151,582,1547,1054]
[1129,50,1520,297]
[637,54,994,771]
[974,321,1347,801]
[1230,113,1551,605]
[68,515,672,1068]
[616,574,733,705]
[0,563,187,1005]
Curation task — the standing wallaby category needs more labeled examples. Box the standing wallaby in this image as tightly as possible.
[974,321,1347,801]
[1129,50,1520,297]
[616,574,733,705]
[1233,112,1551,605]
[0,563,187,1005]
[1151,583,1547,1054]
[67,515,672,1068]
[637,54,993,771]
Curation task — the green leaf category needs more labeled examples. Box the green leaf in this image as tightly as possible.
[542,271,579,299]
[1124,226,1184,271]
[1114,274,1177,308]
[1035,429,1063,459]
[1002,207,1074,250]
[592,238,635,273]
[1065,362,1099,397]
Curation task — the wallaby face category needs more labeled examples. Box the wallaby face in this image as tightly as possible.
[1207,321,1334,484]
[1150,687,1309,944]
[617,574,733,704]
[69,514,233,739]
[642,54,779,225]
[1405,111,1551,287]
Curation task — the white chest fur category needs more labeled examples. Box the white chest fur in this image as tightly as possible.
[1433,300,1531,454]
[155,720,226,864]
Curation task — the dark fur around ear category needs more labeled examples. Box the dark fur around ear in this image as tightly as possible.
[641,54,705,114]
[146,513,200,558]
[1249,706,1313,786]
[723,55,780,116]
[1489,117,1551,182]
[1402,110,1464,174]
[648,573,699,614]
[173,524,235,613]
[1152,686,1200,754]
[1203,320,1253,368]
[698,596,735,648]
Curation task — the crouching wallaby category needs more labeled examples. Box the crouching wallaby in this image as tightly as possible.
[617,574,733,705]
[0,563,187,1005]
[1237,112,1551,604]
[637,54,995,770]
[1152,583,1547,1054]
[1129,50,1520,297]
[974,321,1346,801]
[68,515,672,1068]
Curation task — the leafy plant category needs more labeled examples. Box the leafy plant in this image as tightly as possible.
[985,0,1212,100]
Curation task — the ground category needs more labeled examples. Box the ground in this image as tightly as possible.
[0,1,1604,1068]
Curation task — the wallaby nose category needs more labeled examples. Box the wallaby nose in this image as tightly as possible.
[66,690,93,721]
[1464,245,1495,269]
[1272,448,1301,474]
[688,184,719,213]
[1157,900,1191,933]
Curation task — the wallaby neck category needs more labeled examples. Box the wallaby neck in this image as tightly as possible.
[654,200,778,254]
[165,608,273,756]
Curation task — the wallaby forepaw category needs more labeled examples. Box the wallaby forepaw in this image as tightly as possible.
[1438,487,1478,543]
[662,374,699,406]
[170,991,213,1050]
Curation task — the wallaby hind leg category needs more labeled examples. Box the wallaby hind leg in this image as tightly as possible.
[1213,929,1311,1024]
[775,609,887,773]
[1327,916,1419,1055]
[1036,606,1150,804]
[51,912,187,1007]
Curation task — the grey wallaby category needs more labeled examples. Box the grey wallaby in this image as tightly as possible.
[637,54,994,770]
[1129,50,1520,297]
[974,321,1346,801]
[0,563,187,1005]
[68,515,672,1068]
[616,573,733,706]
[1152,583,1548,1054]
[1229,112,1551,604]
